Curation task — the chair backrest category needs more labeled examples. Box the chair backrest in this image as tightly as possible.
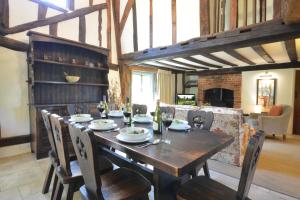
[187,110,214,131]
[41,110,57,156]
[50,114,71,175]
[160,106,176,118]
[67,104,89,115]
[68,123,103,200]
[237,130,265,200]
[132,104,147,116]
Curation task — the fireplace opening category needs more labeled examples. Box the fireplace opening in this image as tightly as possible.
[204,88,234,108]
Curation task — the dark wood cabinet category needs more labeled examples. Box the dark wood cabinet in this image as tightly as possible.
[27,32,109,159]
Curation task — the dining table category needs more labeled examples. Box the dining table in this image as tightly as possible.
[68,116,234,200]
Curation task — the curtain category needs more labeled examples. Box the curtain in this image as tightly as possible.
[157,70,174,104]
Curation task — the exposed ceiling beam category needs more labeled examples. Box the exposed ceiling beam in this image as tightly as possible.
[0,35,29,52]
[201,53,238,66]
[0,4,107,36]
[122,20,300,65]
[182,56,222,69]
[226,49,256,65]
[120,0,135,35]
[187,61,300,76]
[156,60,200,70]
[285,39,298,62]
[252,45,275,63]
[140,63,187,73]
[168,59,209,70]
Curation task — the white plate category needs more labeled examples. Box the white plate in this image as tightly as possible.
[116,133,152,143]
[132,115,153,123]
[169,119,191,131]
[108,110,123,117]
[69,117,93,123]
[88,123,118,131]
[119,127,149,140]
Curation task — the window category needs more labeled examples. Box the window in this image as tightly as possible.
[131,71,157,112]
[41,0,68,10]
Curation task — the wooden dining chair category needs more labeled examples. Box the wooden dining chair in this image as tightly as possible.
[187,110,214,177]
[41,110,59,199]
[132,104,147,116]
[177,130,265,200]
[50,114,113,200]
[68,123,152,200]
[160,106,176,118]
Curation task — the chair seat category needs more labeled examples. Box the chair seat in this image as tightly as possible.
[80,168,151,200]
[177,176,251,200]
[57,156,113,184]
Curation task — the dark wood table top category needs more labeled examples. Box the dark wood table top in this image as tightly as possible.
[87,118,234,177]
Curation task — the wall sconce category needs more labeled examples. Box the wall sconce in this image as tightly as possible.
[259,71,273,78]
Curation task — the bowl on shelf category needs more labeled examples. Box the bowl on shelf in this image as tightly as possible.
[64,73,80,83]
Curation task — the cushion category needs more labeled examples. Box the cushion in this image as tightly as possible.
[268,105,283,116]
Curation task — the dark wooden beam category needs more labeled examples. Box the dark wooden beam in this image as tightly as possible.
[252,45,275,63]
[259,0,266,22]
[273,0,282,20]
[132,0,138,51]
[0,35,29,52]
[106,0,112,61]
[175,73,178,102]
[98,9,102,46]
[120,0,135,35]
[187,61,300,75]
[0,0,9,28]
[0,4,107,36]
[149,0,153,48]
[0,134,31,147]
[30,0,67,13]
[156,60,200,70]
[201,53,238,66]
[230,0,238,30]
[172,0,177,44]
[79,16,86,43]
[112,0,121,58]
[168,59,209,70]
[220,0,226,31]
[89,0,93,6]
[226,49,255,65]
[285,39,298,62]
[243,0,248,26]
[200,0,210,35]
[38,4,48,20]
[252,0,256,23]
[49,23,58,36]
[140,63,185,73]
[183,56,223,69]
[122,20,300,65]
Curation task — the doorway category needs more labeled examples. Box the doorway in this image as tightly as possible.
[293,70,300,135]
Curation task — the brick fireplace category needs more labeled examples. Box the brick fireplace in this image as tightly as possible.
[198,73,242,108]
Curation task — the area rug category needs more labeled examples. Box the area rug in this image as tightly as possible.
[208,136,300,199]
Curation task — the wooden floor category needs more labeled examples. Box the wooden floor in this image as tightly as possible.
[0,144,297,200]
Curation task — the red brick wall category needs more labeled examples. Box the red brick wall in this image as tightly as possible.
[198,73,242,108]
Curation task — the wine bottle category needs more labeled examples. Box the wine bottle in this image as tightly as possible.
[153,100,162,134]
[103,95,109,119]
[124,97,132,125]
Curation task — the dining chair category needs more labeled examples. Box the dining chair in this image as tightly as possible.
[68,123,152,200]
[176,130,265,200]
[187,110,214,177]
[41,110,59,199]
[160,106,176,118]
[132,104,147,116]
[50,114,113,200]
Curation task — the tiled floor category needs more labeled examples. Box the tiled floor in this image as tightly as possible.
[0,150,298,200]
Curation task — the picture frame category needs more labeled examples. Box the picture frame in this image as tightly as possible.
[256,79,277,107]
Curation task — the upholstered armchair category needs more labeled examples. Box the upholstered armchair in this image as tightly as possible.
[258,105,292,141]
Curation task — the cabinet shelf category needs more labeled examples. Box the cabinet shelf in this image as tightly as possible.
[33,80,109,87]
[33,59,109,71]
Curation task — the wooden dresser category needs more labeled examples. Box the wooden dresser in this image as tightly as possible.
[27,32,109,159]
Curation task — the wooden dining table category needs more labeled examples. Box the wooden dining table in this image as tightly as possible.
[78,117,234,200]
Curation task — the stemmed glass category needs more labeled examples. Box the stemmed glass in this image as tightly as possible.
[97,101,105,118]
[161,112,174,144]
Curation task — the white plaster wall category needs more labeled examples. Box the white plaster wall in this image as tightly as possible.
[242,69,296,134]
[0,0,119,138]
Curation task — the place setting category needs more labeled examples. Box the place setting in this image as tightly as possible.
[88,119,119,132]
[68,114,93,123]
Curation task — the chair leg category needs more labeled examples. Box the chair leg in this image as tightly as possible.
[66,183,76,200]
[51,174,58,200]
[283,134,286,141]
[203,161,210,178]
[52,181,64,200]
[42,164,54,194]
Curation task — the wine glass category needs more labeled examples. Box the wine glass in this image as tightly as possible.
[162,112,174,144]
[97,101,105,118]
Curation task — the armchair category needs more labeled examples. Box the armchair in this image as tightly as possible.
[258,105,292,141]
